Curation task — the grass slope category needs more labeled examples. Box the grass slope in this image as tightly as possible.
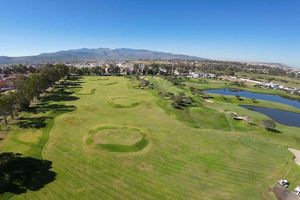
[1,76,300,199]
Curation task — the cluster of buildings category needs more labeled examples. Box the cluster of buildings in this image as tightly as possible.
[187,72,216,79]
[219,75,300,95]
[0,74,16,92]
[257,82,300,95]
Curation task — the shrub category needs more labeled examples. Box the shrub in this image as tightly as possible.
[262,119,280,133]
[171,93,193,109]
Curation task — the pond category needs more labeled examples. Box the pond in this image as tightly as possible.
[240,105,300,128]
[205,89,300,109]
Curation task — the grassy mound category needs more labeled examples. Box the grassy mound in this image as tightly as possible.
[77,88,96,95]
[93,129,142,145]
[108,97,143,108]
[86,126,149,152]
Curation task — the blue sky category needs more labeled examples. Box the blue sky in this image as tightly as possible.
[0,0,299,66]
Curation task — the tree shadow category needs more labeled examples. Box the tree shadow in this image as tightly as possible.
[17,117,52,129]
[59,79,84,88]
[27,103,76,114]
[55,82,83,89]
[41,89,79,102]
[266,127,282,134]
[0,152,56,194]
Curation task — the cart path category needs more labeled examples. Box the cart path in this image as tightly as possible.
[273,185,300,200]
[288,148,300,166]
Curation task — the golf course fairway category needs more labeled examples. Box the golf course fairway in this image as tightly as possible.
[1,76,300,200]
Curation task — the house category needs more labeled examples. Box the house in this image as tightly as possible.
[0,77,15,92]
[188,72,216,79]
[265,82,280,89]
[207,73,216,78]
[187,72,200,78]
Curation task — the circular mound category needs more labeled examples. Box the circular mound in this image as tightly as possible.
[86,126,149,152]
[93,129,142,145]
[108,97,142,108]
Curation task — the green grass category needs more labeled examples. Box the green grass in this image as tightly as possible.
[107,97,143,108]
[1,76,300,199]
[77,88,96,95]
[86,126,149,152]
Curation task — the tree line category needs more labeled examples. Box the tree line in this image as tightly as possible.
[2,60,296,78]
[0,64,69,128]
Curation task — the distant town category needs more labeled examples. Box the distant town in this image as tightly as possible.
[1,59,300,96]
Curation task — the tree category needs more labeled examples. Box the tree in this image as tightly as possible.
[5,92,17,120]
[107,64,120,75]
[14,64,69,110]
[132,64,140,75]
[0,94,12,128]
[262,119,277,132]
[171,93,193,109]
[142,65,149,75]
[151,63,159,75]
[15,75,32,110]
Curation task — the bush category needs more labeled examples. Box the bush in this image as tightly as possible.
[139,79,150,88]
[171,93,193,109]
[251,98,258,103]
[235,95,243,101]
[262,119,280,132]
[164,76,185,86]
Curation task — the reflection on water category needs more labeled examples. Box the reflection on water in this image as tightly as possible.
[241,105,300,128]
[206,89,300,109]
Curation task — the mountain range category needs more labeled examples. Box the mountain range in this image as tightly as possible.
[0,48,206,64]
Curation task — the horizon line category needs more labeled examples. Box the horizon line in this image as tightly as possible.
[0,46,297,68]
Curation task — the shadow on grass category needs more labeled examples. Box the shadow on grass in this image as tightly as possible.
[27,104,76,114]
[0,152,56,194]
[41,89,79,102]
[17,80,79,127]
[17,117,52,129]
[266,128,282,134]
[56,81,83,89]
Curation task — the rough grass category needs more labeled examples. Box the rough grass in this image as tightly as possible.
[1,76,300,199]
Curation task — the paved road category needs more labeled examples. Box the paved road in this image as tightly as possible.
[273,185,300,200]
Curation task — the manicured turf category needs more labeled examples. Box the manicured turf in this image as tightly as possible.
[1,76,300,200]
[93,128,142,145]
[86,126,148,152]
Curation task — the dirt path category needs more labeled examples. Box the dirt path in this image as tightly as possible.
[288,148,300,166]
[273,185,300,200]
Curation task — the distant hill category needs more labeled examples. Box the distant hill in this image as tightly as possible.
[0,48,207,64]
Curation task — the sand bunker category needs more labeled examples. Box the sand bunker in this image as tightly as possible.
[288,148,300,166]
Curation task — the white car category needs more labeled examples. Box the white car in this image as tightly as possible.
[278,179,290,188]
